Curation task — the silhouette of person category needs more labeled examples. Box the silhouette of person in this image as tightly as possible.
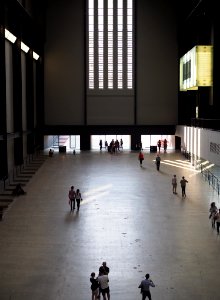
[68,186,76,211]
[75,188,82,211]
[138,273,155,300]
[155,154,161,171]
[180,176,188,197]
[138,151,144,167]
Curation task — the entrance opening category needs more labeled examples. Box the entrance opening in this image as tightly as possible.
[141,135,175,150]
[91,135,131,150]
[44,135,81,152]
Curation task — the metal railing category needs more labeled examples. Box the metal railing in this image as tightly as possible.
[201,167,220,195]
[182,150,220,196]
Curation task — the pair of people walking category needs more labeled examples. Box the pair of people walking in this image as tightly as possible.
[68,186,82,211]
[171,175,188,197]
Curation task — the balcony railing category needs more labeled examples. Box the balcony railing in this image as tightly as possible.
[201,167,220,195]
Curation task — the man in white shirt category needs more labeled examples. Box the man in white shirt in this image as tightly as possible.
[97,266,110,300]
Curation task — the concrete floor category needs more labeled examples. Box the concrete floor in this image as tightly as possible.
[0,150,220,300]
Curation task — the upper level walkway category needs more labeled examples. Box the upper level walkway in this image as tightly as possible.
[0,150,220,300]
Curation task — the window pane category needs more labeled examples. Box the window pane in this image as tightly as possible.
[127,0,133,9]
[98,0,103,8]
[108,0,113,9]
[89,0,94,8]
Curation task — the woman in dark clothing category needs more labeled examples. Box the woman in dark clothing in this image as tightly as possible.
[76,189,82,211]
[90,272,99,300]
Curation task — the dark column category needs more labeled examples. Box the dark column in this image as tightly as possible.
[131,132,141,151]
[26,50,35,154]
[0,21,8,178]
[80,130,90,150]
[13,39,23,165]
[35,56,44,150]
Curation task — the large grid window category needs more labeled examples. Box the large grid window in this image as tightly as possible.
[88,0,94,88]
[88,0,134,91]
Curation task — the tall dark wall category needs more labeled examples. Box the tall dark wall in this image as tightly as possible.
[44,0,178,127]
[177,0,220,126]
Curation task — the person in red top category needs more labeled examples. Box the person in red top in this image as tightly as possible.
[138,151,144,167]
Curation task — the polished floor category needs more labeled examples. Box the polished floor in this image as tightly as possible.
[0,149,220,300]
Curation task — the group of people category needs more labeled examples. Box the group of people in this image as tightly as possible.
[99,139,123,153]
[172,175,189,197]
[68,186,83,211]
[90,262,110,300]
[209,202,220,234]
[90,263,155,300]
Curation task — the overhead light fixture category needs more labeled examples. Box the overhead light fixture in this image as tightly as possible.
[33,51,39,60]
[21,41,30,53]
[5,29,17,43]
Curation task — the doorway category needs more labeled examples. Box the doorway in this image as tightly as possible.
[91,135,131,150]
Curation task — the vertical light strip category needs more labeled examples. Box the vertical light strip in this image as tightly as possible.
[184,126,186,150]
[187,127,190,152]
[190,127,193,163]
[89,0,94,89]
[108,0,113,88]
[194,127,197,162]
[98,0,104,89]
[117,0,123,89]
[127,0,133,89]
[198,128,201,158]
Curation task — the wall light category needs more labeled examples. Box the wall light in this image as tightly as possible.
[5,29,17,43]
[33,51,39,60]
[21,41,30,53]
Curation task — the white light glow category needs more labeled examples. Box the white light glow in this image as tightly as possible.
[5,29,17,43]
[33,51,39,60]
[21,42,29,53]
[180,45,213,91]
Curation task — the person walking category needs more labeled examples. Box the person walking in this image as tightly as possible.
[75,188,82,211]
[163,139,168,152]
[97,266,110,300]
[157,140,161,153]
[120,138,123,149]
[155,154,161,171]
[99,139,103,150]
[138,151,144,167]
[172,175,177,194]
[90,272,99,300]
[180,176,188,197]
[68,186,76,211]
[215,209,220,234]
[138,273,155,300]
[209,202,218,228]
